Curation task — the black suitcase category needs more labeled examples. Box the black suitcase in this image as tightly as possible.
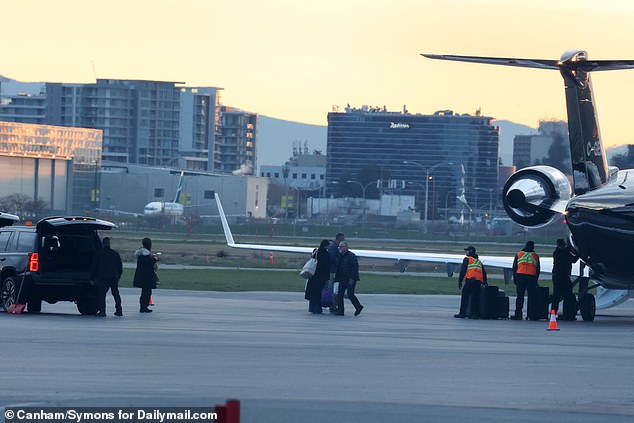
[479,285,499,319]
[528,286,549,321]
[562,293,577,320]
[497,296,510,319]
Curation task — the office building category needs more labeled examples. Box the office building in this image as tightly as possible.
[326,106,499,218]
[0,121,102,213]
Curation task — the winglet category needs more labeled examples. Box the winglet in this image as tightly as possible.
[215,193,235,246]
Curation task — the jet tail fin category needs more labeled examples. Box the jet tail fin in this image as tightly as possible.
[173,171,185,203]
[422,50,634,195]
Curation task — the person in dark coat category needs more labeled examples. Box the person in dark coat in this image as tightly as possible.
[90,237,123,317]
[551,238,579,318]
[304,239,331,314]
[133,237,158,313]
[327,232,345,313]
[334,241,363,316]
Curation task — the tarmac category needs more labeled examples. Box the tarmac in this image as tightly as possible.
[2,288,634,422]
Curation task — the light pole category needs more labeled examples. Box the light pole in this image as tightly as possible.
[282,164,289,219]
[346,180,376,223]
[403,161,454,234]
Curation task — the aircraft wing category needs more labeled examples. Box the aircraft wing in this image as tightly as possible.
[214,194,569,275]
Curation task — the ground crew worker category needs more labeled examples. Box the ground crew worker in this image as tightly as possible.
[551,238,578,319]
[454,246,488,319]
[511,240,540,320]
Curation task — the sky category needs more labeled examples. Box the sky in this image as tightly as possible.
[3,0,634,147]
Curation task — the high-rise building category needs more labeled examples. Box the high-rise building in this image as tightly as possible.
[326,106,499,217]
[217,106,257,175]
[46,80,180,166]
[1,79,257,174]
[0,93,46,124]
[178,87,222,171]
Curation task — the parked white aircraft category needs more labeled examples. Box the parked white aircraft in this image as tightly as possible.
[143,171,185,216]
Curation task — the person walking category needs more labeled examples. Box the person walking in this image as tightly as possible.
[454,246,488,319]
[133,237,158,313]
[511,241,540,320]
[551,238,579,319]
[90,237,123,317]
[334,241,363,316]
[327,232,345,313]
[304,239,331,314]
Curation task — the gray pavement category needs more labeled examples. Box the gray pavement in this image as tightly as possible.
[2,289,634,422]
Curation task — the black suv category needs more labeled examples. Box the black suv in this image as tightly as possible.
[0,214,115,314]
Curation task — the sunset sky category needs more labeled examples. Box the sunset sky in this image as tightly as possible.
[3,0,634,147]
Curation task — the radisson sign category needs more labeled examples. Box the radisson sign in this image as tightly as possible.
[389,122,410,129]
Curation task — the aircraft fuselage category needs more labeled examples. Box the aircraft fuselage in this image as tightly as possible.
[566,169,634,289]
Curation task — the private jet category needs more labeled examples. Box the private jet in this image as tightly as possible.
[215,50,634,321]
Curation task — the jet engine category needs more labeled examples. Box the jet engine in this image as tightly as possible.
[502,165,571,228]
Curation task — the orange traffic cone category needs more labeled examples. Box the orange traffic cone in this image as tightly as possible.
[547,309,559,331]
[149,296,153,306]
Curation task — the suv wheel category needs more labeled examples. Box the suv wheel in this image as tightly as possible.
[77,296,98,315]
[0,275,18,310]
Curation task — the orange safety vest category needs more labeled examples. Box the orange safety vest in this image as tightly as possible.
[516,251,539,275]
[465,256,484,282]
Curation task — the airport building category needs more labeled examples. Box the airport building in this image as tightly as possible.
[99,163,267,218]
[326,106,500,219]
[0,121,103,213]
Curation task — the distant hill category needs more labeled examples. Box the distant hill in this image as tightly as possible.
[0,75,44,96]
[494,120,537,166]
[257,115,327,169]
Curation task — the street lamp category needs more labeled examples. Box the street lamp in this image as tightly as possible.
[403,160,454,234]
[346,180,376,223]
[282,164,289,219]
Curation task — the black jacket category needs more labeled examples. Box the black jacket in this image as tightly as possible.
[552,246,579,276]
[305,246,331,302]
[133,248,158,289]
[334,250,360,284]
[328,241,340,273]
[90,246,123,281]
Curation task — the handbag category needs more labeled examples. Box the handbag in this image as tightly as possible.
[299,249,318,278]
[299,257,317,278]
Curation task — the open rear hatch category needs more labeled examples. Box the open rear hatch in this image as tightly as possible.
[36,216,116,232]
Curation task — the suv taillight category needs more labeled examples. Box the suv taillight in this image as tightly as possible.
[28,252,39,272]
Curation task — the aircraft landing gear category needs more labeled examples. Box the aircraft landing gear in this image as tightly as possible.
[575,275,597,321]
[579,293,596,322]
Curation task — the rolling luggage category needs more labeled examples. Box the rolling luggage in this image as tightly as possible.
[479,285,500,319]
[528,286,549,321]
[497,296,510,319]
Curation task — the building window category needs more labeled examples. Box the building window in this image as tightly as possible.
[154,188,164,198]
[311,174,316,179]
[292,173,297,179]
[274,172,279,178]
[302,173,307,179]
[204,190,215,199]
[320,175,324,180]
